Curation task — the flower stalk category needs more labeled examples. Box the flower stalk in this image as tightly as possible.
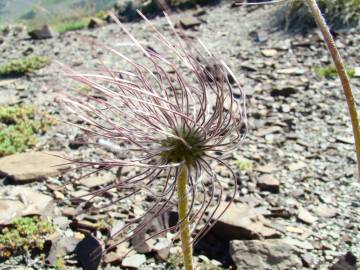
[176,165,193,270]
[305,0,360,179]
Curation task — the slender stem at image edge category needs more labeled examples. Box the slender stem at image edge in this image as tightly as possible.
[305,0,360,179]
[177,165,194,270]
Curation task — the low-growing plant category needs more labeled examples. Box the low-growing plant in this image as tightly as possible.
[0,56,50,77]
[95,10,108,20]
[315,65,356,78]
[233,158,253,171]
[53,257,66,270]
[166,252,184,269]
[53,17,89,33]
[0,216,55,258]
[0,105,57,157]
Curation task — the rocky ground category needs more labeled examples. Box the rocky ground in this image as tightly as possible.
[0,1,360,270]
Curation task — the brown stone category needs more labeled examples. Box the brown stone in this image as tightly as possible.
[0,151,68,182]
[211,202,281,240]
[178,17,201,30]
[79,173,113,188]
[257,174,280,193]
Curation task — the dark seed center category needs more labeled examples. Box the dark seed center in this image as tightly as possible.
[161,127,204,166]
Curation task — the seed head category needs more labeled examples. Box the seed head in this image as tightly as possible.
[61,11,246,250]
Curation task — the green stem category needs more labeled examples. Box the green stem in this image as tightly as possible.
[176,165,194,270]
[305,0,360,179]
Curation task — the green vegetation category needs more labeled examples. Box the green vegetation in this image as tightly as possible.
[95,10,108,20]
[0,56,50,77]
[52,17,90,33]
[0,105,57,157]
[0,216,56,258]
[287,0,360,29]
[315,66,355,78]
[166,252,184,269]
[233,158,253,171]
[54,258,66,270]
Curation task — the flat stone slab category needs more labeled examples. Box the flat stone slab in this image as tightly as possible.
[0,151,68,182]
[230,239,302,270]
[79,173,114,188]
[211,202,281,240]
[0,186,54,224]
[122,254,146,269]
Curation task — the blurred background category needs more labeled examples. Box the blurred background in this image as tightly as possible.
[0,0,116,26]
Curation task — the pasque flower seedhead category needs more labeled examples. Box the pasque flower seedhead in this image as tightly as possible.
[62,11,246,252]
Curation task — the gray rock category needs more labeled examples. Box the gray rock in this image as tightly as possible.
[277,68,306,75]
[255,126,282,137]
[178,17,202,30]
[284,238,314,251]
[330,252,357,270]
[336,136,354,145]
[88,18,104,29]
[255,163,275,174]
[28,25,54,39]
[46,234,79,265]
[288,161,307,171]
[353,67,360,78]
[230,239,302,270]
[110,220,125,238]
[103,242,130,264]
[0,79,17,88]
[301,253,319,268]
[0,93,18,106]
[131,234,155,253]
[122,254,146,268]
[261,49,278,57]
[297,208,317,224]
[271,86,297,97]
[153,238,171,261]
[314,204,338,218]
[0,151,68,182]
[0,186,54,224]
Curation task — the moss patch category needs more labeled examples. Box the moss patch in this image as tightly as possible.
[0,56,50,77]
[0,105,57,157]
[0,216,55,258]
[315,66,355,78]
[53,17,89,33]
